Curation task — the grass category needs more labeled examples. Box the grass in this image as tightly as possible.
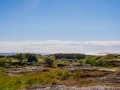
[0,67,119,90]
[38,59,44,63]
[0,68,72,90]
[11,59,18,63]
[0,55,119,89]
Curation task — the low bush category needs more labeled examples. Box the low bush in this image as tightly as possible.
[44,56,55,67]
[0,58,12,67]
[73,70,109,80]
[81,56,107,67]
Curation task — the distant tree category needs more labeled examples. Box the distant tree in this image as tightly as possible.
[45,56,55,67]
[0,55,6,58]
[24,53,32,59]
[16,53,26,64]
[73,55,76,60]
[27,54,38,62]
[55,54,85,59]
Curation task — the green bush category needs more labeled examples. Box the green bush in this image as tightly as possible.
[31,61,36,66]
[23,64,28,67]
[81,56,107,67]
[95,60,107,66]
[15,53,26,64]
[27,54,38,62]
[16,64,19,67]
[45,56,55,67]
[0,58,11,67]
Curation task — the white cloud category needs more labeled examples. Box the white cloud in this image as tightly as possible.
[0,40,120,54]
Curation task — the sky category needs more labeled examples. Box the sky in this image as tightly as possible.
[0,0,120,54]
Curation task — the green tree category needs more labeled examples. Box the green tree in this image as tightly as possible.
[27,54,38,62]
[16,53,26,64]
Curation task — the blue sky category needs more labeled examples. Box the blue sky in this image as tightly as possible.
[0,0,120,41]
[0,0,120,53]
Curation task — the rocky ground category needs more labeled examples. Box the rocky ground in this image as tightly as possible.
[20,84,120,90]
[5,66,44,76]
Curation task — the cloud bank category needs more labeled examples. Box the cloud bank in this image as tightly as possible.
[0,40,120,54]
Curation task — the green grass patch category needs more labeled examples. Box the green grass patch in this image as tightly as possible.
[0,69,72,90]
[38,59,44,63]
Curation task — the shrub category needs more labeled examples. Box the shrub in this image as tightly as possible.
[73,70,109,80]
[81,56,107,67]
[57,63,65,67]
[23,64,28,67]
[15,53,26,64]
[16,64,19,67]
[95,60,107,66]
[44,56,55,67]
[27,54,38,62]
[62,58,68,65]
[0,58,11,67]
[31,61,36,66]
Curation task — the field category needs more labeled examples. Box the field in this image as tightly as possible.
[0,53,120,90]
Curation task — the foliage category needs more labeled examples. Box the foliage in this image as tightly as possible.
[16,53,26,60]
[0,58,12,67]
[95,60,106,66]
[73,70,109,80]
[27,54,38,62]
[102,54,118,60]
[45,56,55,67]
[0,69,71,90]
[57,63,65,67]
[0,53,119,68]
[81,56,107,67]
[15,53,26,63]
[0,55,6,58]
[61,58,69,65]
[55,53,85,59]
